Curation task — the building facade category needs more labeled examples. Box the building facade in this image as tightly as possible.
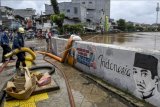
[45,0,110,28]
[14,8,36,19]
[0,6,15,28]
[45,2,87,25]
[72,0,110,27]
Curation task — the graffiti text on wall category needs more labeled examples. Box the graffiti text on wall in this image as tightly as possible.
[98,54,131,77]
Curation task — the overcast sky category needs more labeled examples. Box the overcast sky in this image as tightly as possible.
[1,0,160,24]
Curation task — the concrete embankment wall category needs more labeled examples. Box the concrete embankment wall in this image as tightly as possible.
[51,37,160,107]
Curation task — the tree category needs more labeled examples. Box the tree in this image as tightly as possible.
[157,26,160,31]
[50,13,65,34]
[135,24,144,32]
[63,24,84,34]
[50,0,64,34]
[50,0,60,14]
[117,19,126,31]
[126,23,135,32]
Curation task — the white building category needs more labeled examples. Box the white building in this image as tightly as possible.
[0,6,15,28]
[72,0,110,27]
[45,2,87,25]
[45,0,110,28]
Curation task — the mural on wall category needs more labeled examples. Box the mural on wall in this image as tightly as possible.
[70,45,97,69]
[133,53,160,100]
[52,37,160,106]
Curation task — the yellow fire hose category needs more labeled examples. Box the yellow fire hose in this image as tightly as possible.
[4,47,36,62]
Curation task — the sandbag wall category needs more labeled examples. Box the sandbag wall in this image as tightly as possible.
[51,37,160,107]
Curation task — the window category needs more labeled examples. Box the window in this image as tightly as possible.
[74,7,78,14]
[82,2,85,4]
[67,9,70,13]
[89,1,92,4]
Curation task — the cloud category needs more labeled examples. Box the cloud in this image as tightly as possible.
[1,0,71,13]
[111,1,159,24]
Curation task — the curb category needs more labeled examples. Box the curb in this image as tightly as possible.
[82,74,155,107]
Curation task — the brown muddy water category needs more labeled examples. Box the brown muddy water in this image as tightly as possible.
[82,32,160,51]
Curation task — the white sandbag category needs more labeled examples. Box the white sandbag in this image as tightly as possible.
[70,34,82,41]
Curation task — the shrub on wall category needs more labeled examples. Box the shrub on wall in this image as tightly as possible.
[63,24,84,35]
[50,13,65,34]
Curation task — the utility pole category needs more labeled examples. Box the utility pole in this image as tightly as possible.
[154,2,159,50]
[156,3,159,25]
[41,11,43,28]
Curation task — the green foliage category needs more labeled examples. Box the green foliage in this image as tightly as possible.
[117,19,126,31]
[126,23,135,32]
[50,0,65,34]
[50,13,65,23]
[63,24,84,34]
[50,0,60,14]
[157,26,160,31]
[135,25,144,32]
[50,13,65,34]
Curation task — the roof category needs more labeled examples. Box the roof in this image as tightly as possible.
[1,6,13,10]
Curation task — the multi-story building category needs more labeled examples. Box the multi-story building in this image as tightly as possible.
[45,0,110,29]
[0,6,15,28]
[72,0,110,27]
[45,2,87,25]
[14,8,36,19]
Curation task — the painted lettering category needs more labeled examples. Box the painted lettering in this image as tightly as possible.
[98,54,131,77]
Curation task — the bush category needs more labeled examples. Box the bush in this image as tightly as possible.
[50,13,65,34]
[63,24,84,34]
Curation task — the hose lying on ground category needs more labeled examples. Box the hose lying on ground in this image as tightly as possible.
[43,55,76,107]
[29,65,55,75]
[5,47,36,62]
[37,35,82,63]
[36,37,73,63]
[36,38,73,63]
[36,51,62,62]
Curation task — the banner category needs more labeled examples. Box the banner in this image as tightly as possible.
[105,16,109,32]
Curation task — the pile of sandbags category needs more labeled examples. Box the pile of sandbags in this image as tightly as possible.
[5,68,52,100]
[5,67,36,100]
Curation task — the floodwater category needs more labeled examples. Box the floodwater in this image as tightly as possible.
[82,32,160,51]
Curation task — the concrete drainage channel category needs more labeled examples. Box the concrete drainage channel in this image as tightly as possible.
[81,73,155,107]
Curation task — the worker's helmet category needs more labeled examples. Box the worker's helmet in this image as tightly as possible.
[18,27,25,34]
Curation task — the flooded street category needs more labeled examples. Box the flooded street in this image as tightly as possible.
[82,32,160,51]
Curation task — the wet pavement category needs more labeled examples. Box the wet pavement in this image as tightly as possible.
[0,32,157,107]
[82,32,160,51]
[0,38,130,107]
